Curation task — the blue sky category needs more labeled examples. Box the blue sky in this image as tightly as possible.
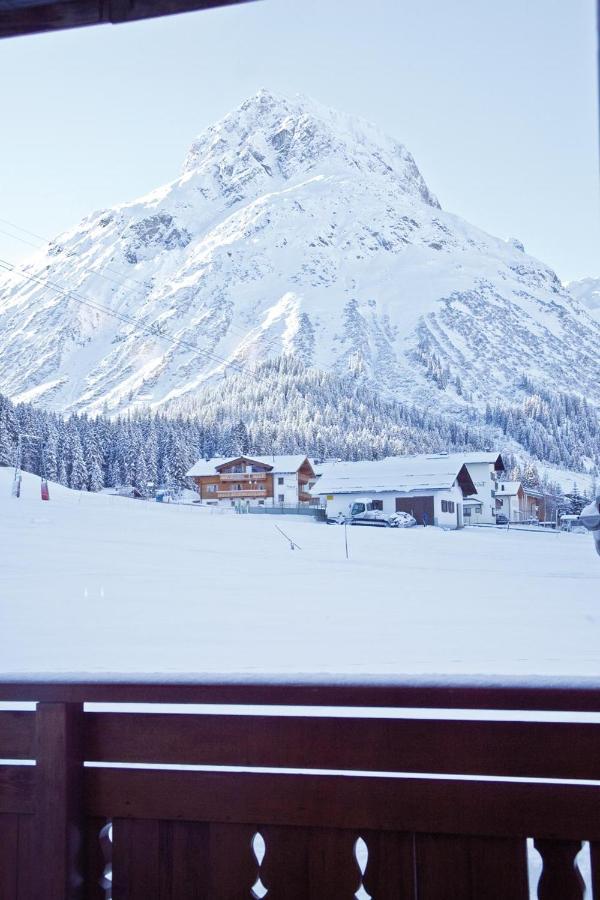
[0,0,598,281]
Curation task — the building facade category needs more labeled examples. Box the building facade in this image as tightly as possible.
[186,455,317,507]
[494,481,547,523]
[456,452,505,524]
[315,455,477,529]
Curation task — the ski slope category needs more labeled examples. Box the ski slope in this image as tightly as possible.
[1,469,599,678]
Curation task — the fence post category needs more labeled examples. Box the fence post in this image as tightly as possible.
[35,701,85,899]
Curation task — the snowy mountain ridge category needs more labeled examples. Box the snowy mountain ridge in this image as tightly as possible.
[0,88,598,417]
[568,276,600,323]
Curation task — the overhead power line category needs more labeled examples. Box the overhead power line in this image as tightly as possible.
[0,214,274,345]
[0,257,261,380]
[0,216,393,409]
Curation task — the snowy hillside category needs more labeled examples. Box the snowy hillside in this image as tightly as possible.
[0,89,599,416]
[568,276,600,323]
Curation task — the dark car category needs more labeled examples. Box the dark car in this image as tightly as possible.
[495,514,509,525]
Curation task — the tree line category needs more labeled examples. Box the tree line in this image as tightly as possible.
[0,358,596,500]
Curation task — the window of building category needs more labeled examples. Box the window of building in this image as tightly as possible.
[278,494,285,503]
[441,500,455,513]
[206,483,217,493]
[278,477,284,485]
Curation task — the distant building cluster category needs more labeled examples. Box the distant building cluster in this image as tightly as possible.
[186,450,592,529]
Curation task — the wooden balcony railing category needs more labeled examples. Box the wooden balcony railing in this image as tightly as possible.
[215,489,266,498]
[1,675,599,898]
[219,472,268,481]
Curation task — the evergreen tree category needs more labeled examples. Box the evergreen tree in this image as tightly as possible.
[43,422,59,481]
[88,455,105,492]
[69,434,88,490]
[133,451,149,496]
[0,414,14,466]
[231,421,250,455]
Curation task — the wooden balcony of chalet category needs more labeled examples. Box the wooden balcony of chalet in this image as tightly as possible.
[1,675,599,899]
[215,488,266,498]
[219,472,268,482]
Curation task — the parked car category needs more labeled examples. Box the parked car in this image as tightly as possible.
[495,514,509,525]
[389,511,417,528]
[350,510,394,527]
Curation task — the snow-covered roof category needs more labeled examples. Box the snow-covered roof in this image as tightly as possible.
[441,451,504,470]
[495,481,521,497]
[315,455,476,496]
[186,455,311,477]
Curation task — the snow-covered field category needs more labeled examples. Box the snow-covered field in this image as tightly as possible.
[1,469,599,678]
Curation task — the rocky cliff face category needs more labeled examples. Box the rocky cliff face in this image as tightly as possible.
[0,88,598,416]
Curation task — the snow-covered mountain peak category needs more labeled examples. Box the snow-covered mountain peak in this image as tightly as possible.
[181,88,439,208]
[0,91,599,419]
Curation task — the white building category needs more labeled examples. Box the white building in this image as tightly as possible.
[450,452,505,524]
[494,481,547,523]
[493,481,523,522]
[315,455,478,529]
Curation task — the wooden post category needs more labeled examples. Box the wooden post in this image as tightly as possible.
[35,701,85,899]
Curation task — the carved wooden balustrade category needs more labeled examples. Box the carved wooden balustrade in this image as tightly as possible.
[0,675,599,899]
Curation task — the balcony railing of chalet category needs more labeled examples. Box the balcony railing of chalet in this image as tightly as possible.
[215,488,266,498]
[1,675,599,899]
[220,472,268,481]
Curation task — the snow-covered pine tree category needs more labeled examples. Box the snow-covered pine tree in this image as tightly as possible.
[0,413,14,466]
[69,432,88,490]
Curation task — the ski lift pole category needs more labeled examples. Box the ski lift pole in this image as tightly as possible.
[12,434,22,498]
[11,432,49,500]
[40,443,50,501]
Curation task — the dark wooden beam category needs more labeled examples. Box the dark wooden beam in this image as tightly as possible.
[86,766,600,841]
[1,674,600,710]
[0,0,254,39]
[84,710,600,780]
[35,702,85,900]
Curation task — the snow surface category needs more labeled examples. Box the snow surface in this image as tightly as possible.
[535,463,596,496]
[1,469,599,678]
